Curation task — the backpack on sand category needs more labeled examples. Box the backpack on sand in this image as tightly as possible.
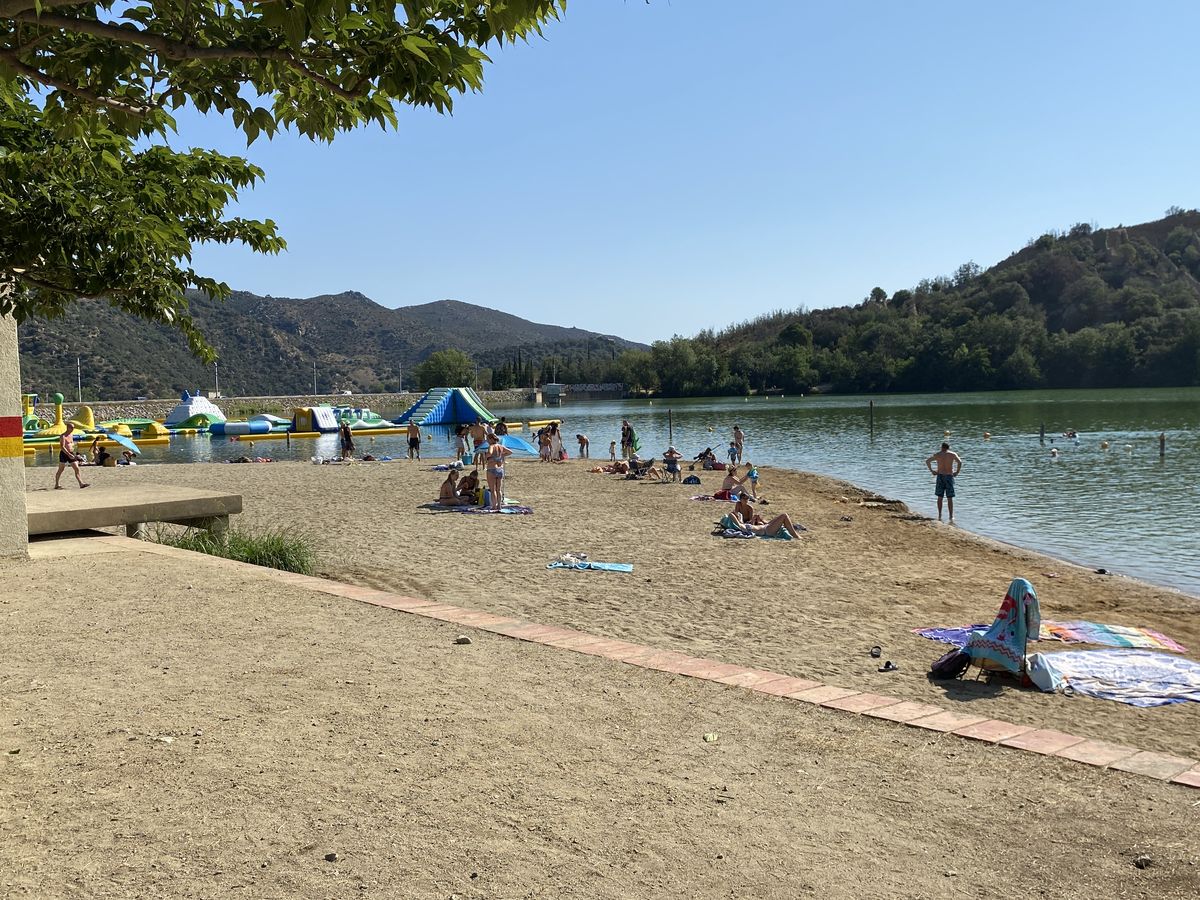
[929,649,971,680]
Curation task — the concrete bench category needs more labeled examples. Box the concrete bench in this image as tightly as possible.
[26,485,242,540]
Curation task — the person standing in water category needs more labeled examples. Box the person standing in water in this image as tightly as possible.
[733,424,745,464]
[406,420,421,461]
[924,442,962,523]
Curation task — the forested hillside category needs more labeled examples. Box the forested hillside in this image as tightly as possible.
[18,210,1200,399]
[17,291,642,398]
[604,209,1200,395]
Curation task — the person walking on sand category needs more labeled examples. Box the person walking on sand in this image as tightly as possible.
[733,424,745,463]
[925,442,962,523]
[406,421,421,461]
[55,422,89,489]
[608,440,617,462]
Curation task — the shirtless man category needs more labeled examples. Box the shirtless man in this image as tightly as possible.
[469,418,487,450]
[733,424,745,464]
[576,434,589,459]
[406,421,421,461]
[54,423,89,489]
[925,442,963,523]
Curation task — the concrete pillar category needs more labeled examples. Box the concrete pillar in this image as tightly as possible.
[0,315,29,558]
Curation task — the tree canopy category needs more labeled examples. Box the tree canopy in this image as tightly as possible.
[413,348,474,389]
[0,0,566,358]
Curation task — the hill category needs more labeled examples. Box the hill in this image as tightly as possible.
[637,209,1200,395]
[16,291,643,399]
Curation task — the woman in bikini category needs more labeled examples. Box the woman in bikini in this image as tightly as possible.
[485,432,513,510]
[713,464,749,501]
[438,469,469,505]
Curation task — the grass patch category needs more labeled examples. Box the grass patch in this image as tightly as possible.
[152,525,316,575]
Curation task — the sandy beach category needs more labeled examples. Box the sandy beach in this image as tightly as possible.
[41,454,1199,760]
[7,456,1200,897]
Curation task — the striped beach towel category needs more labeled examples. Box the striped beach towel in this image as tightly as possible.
[914,620,1187,653]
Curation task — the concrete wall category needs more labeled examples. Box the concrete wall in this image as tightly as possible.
[0,316,28,557]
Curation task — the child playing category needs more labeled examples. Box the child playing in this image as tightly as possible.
[727,442,738,465]
[609,440,617,461]
[746,463,760,499]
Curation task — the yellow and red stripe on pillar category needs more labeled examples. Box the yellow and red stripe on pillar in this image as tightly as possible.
[0,415,24,458]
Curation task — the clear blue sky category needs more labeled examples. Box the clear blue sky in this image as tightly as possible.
[180,1,1200,345]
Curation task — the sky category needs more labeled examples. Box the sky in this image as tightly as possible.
[179,1,1200,345]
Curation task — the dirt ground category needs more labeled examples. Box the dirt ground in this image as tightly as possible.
[75,456,1200,760]
[1,547,1198,899]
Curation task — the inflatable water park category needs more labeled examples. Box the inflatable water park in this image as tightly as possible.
[20,387,559,459]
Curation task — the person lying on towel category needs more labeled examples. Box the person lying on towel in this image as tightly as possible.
[728,508,803,539]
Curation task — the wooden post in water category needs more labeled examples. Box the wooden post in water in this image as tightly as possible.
[869,400,874,437]
[668,409,673,446]
[1159,431,1166,459]
[1040,422,1045,444]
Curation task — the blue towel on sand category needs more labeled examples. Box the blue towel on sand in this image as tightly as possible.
[547,561,634,573]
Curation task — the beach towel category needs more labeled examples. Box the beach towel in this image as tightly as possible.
[914,620,1187,653]
[1027,649,1200,707]
[963,577,1041,675]
[548,561,634,572]
[690,494,735,502]
[1042,621,1187,653]
[460,505,534,515]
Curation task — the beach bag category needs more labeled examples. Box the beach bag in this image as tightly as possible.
[929,649,971,680]
[683,475,701,485]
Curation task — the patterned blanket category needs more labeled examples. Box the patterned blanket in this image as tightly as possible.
[915,620,1187,653]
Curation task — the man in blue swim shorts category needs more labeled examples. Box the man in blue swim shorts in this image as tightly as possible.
[924,442,962,523]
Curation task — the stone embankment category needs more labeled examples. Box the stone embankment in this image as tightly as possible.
[34,389,535,423]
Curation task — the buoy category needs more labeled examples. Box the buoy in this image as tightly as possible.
[944,430,951,437]
[1050,448,1058,457]
[1125,444,1133,452]
[983,431,991,440]
[1100,440,1109,450]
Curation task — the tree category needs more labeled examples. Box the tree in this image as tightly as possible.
[0,0,566,357]
[413,349,475,390]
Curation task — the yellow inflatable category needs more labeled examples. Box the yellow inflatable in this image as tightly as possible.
[33,393,68,436]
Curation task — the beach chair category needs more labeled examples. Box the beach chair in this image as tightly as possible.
[630,457,656,477]
[964,578,1040,679]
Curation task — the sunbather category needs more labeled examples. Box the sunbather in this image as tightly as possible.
[713,464,750,500]
[733,495,764,526]
[457,470,480,501]
[663,446,683,482]
[729,508,802,539]
[438,470,471,505]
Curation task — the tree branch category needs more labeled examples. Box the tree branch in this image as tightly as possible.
[0,47,151,114]
[0,0,81,18]
[13,12,369,100]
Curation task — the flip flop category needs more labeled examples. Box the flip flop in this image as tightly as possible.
[879,661,899,672]
[869,646,882,658]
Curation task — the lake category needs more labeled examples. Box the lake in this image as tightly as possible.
[29,387,1200,597]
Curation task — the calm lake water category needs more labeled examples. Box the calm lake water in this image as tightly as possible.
[30,387,1200,597]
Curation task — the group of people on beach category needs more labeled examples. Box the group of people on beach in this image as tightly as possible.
[440,422,513,510]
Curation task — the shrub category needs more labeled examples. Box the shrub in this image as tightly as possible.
[153,525,316,575]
